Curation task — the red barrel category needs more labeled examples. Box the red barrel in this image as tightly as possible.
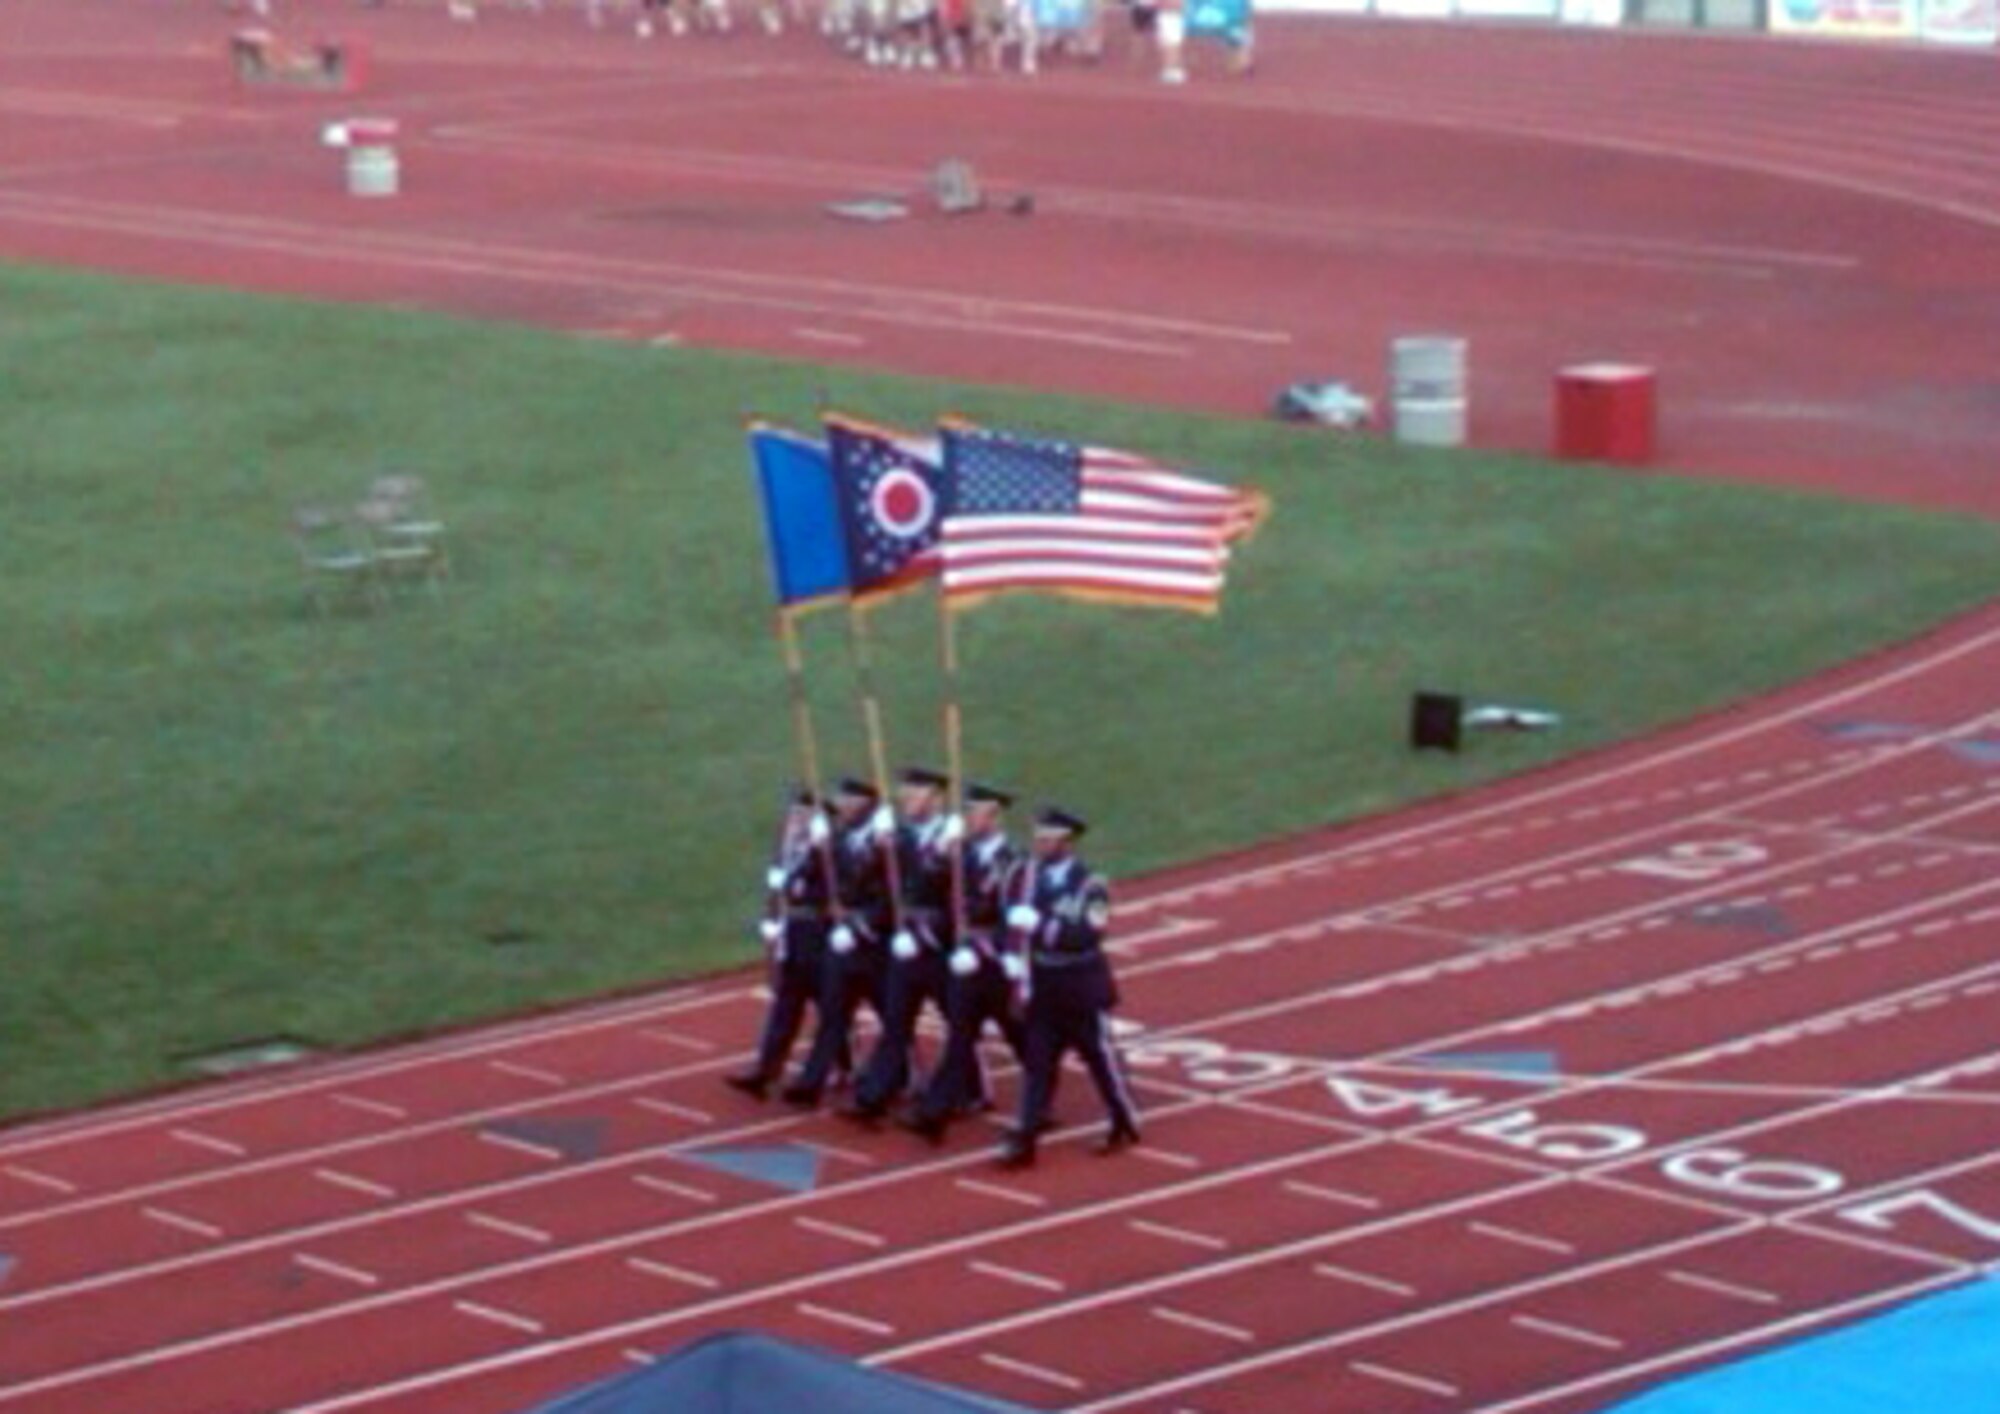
[1555,363,1657,465]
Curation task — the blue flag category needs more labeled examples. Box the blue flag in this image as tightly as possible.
[749,425,848,616]
[826,416,944,602]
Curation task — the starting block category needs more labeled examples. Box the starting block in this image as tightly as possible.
[230,28,369,93]
[930,160,984,215]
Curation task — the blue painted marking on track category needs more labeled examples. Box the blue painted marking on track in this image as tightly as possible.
[0,1254,13,1289]
[1813,720,1924,742]
[679,1144,821,1192]
[1406,1050,1562,1080]
[481,1116,607,1162]
[1608,1275,2000,1414]
[1947,739,2000,767]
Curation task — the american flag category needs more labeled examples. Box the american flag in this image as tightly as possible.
[939,424,1269,613]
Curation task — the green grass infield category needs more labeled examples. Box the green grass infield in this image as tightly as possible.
[3,264,1996,1120]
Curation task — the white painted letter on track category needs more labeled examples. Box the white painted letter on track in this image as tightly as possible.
[1461,1110,1647,1162]
[1614,839,1770,884]
[1839,1188,2000,1246]
[1661,1148,1846,1202]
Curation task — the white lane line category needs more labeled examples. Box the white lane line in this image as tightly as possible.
[478,1132,565,1163]
[454,1299,544,1335]
[626,1256,720,1290]
[313,1168,398,1201]
[980,1351,1085,1392]
[636,1029,717,1054]
[632,1174,718,1204]
[1130,1147,1203,1171]
[792,326,866,347]
[793,1215,887,1249]
[1150,1305,1256,1344]
[632,1097,714,1124]
[1312,1262,1416,1297]
[465,1212,554,1246]
[954,1177,1049,1208]
[622,1348,656,1366]
[1128,1219,1228,1251]
[1349,1359,1460,1399]
[0,981,743,1165]
[796,1301,895,1336]
[294,1253,381,1289]
[1283,1179,1381,1209]
[169,1128,248,1158]
[141,1206,224,1240]
[330,1094,409,1121]
[2,1164,77,1195]
[1664,1269,1781,1305]
[794,1139,876,1168]
[1468,1221,1576,1255]
[487,1060,566,1087]
[968,1259,1067,1293]
[1511,1312,1625,1350]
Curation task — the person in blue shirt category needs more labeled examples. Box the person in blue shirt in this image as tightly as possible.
[901,782,1027,1143]
[998,806,1140,1169]
[781,777,893,1107]
[725,788,844,1099]
[842,767,957,1122]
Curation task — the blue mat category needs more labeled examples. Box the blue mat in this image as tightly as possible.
[1608,1276,2000,1414]
[678,1144,821,1193]
[1406,1049,1562,1080]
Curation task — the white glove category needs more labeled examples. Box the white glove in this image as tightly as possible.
[939,813,965,846]
[759,919,784,945]
[870,804,896,838]
[891,929,919,961]
[949,947,980,977]
[1000,952,1027,982]
[1007,904,1041,932]
[806,812,830,845]
[765,865,787,891]
[830,924,857,955]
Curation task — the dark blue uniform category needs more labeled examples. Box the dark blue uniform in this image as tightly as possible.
[783,814,890,1104]
[1006,853,1138,1161]
[850,814,956,1114]
[911,828,1026,1131]
[732,817,843,1094]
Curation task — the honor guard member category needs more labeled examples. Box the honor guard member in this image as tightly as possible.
[903,782,1026,1142]
[725,789,845,1099]
[843,767,957,1121]
[998,806,1140,1169]
[781,777,893,1106]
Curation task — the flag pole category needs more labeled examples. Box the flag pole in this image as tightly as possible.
[776,610,843,913]
[937,586,969,949]
[844,601,908,937]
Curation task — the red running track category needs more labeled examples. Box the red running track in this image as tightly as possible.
[4,3,2000,1411]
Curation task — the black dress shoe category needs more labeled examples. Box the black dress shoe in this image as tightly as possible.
[836,1099,886,1126]
[1095,1123,1141,1156]
[723,1071,769,1100]
[899,1111,949,1146]
[779,1082,821,1108]
[996,1132,1037,1170]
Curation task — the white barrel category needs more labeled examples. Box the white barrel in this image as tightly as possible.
[1390,334,1468,447]
[346,144,399,198]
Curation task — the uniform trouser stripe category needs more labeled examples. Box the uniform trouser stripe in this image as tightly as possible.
[1091,1010,1140,1132]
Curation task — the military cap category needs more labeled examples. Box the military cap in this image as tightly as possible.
[966,782,1015,808]
[1034,805,1088,837]
[899,766,950,790]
